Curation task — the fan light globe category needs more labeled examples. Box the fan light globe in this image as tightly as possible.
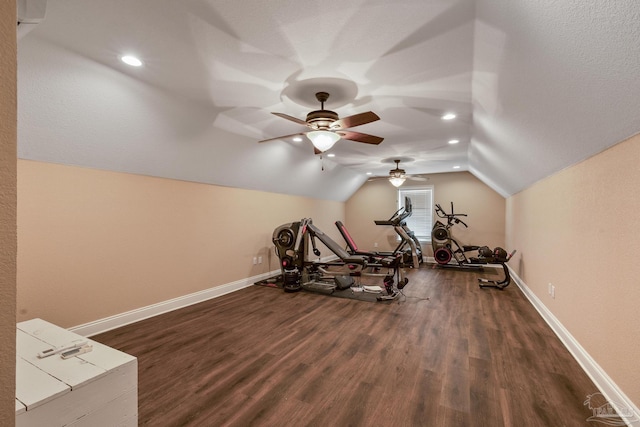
[389,177,406,187]
[121,55,143,67]
[307,131,340,152]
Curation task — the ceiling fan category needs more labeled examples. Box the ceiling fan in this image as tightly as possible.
[370,159,428,187]
[259,92,384,153]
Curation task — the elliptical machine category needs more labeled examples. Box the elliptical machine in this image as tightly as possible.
[431,202,516,289]
[432,202,483,267]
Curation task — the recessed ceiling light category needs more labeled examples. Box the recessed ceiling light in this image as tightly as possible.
[453,165,461,169]
[448,139,460,144]
[326,153,335,158]
[366,172,372,175]
[442,113,456,120]
[121,55,143,67]
[292,136,303,142]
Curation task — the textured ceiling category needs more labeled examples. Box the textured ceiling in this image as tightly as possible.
[16,0,640,201]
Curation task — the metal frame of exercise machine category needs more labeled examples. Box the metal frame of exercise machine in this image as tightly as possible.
[336,197,423,269]
[477,250,516,290]
[272,218,408,301]
[431,202,516,289]
[432,202,481,267]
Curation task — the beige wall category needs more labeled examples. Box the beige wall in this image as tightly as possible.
[17,160,345,328]
[345,172,506,255]
[1,1,17,424]
[506,133,640,405]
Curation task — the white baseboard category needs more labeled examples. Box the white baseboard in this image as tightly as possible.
[70,269,280,337]
[508,267,640,426]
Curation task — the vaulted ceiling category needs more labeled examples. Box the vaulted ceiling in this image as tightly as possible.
[17,0,640,201]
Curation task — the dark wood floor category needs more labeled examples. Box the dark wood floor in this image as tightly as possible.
[94,266,601,427]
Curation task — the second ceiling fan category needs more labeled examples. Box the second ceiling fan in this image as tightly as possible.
[369,159,428,187]
[259,92,384,153]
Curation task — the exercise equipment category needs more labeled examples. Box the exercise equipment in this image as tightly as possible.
[477,247,516,290]
[336,197,423,269]
[431,202,516,289]
[432,202,480,267]
[374,197,424,268]
[272,218,408,301]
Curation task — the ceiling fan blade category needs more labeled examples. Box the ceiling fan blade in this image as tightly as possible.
[272,112,310,127]
[331,111,380,130]
[337,130,384,145]
[258,132,306,143]
[407,176,428,181]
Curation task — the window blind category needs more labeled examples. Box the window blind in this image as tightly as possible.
[398,186,433,240]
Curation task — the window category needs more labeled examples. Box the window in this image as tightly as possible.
[398,186,433,241]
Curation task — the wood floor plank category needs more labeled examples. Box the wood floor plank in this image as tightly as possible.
[441,337,471,413]
[468,356,504,427]
[93,265,601,426]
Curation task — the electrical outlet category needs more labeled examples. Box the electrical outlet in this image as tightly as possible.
[551,284,555,299]
[548,283,552,295]
[253,257,257,265]
[374,242,378,248]
[258,256,263,264]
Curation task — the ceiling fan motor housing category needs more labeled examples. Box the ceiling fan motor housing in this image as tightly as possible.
[390,160,406,177]
[390,168,406,177]
[306,109,339,130]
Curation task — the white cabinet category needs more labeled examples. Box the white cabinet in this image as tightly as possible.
[15,318,137,427]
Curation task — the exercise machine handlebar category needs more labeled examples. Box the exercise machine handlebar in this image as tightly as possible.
[375,196,413,226]
[435,202,468,228]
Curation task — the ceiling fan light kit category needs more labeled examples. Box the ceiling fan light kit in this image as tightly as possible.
[307,130,341,152]
[389,176,406,187]
[389,159,407,187]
